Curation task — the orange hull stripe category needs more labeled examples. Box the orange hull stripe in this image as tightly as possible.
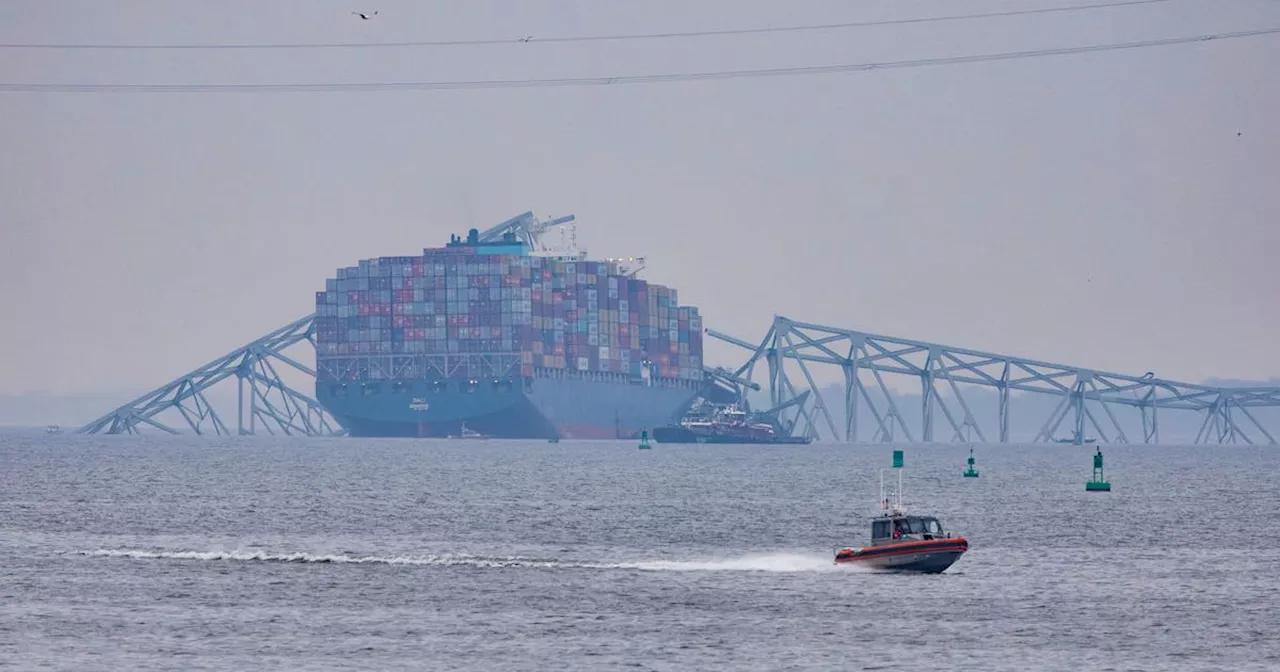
[838,537,968,553]
[836,538,968,562]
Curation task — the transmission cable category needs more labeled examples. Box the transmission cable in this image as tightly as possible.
[0,0,1179,50]
[2,27,1275,93]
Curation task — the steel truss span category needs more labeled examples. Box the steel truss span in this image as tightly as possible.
[78,315,344,437]
[76,313,1278,443]
[708,316,1279,446]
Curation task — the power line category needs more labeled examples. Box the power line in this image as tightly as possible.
[0,0,1178,50]
[2,26,1275,93]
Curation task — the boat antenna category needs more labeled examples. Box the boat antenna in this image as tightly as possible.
[879,469,886,514]
[897,468,905,514]
[879,466,905,516]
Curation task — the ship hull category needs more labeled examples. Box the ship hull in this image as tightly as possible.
[318,376,699,439]
[834,538,969,574]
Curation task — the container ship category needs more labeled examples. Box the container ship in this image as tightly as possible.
[312,212,705,439]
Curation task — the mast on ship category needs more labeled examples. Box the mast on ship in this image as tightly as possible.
[879,457,905,516]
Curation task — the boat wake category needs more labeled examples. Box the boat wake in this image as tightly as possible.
[79,549,608,569]
[79,549,852,573]
[626,553,845,573]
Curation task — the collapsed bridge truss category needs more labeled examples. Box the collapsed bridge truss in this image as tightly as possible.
[708,316,1279,445]
[78,313,1278,444]
[78,315,344,437]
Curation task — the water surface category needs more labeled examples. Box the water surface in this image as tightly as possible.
[2,436,1276,670]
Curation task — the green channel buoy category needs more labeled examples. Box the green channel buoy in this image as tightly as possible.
[638,430,651,450]
[963,447,979,478]
[892,449,904,468]
[1085,446,1110,491]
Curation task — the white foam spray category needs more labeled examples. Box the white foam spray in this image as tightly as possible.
[622,552,845,573]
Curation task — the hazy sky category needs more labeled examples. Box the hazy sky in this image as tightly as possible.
[2,0,1278,396]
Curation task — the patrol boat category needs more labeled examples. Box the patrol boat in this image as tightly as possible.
[834,470,968,573]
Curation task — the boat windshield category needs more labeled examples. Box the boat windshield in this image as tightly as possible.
[879,517,946,541]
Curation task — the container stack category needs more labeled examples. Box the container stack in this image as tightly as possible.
[314,250,702,383]
[524,259,702,381]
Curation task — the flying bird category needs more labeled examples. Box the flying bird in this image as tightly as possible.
[518,35,533,42]
[352,11,379,20]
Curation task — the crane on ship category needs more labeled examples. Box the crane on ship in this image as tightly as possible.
[477,211,584,259]
[479,211,649,276]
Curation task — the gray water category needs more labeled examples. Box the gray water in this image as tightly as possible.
[1,435,1277,671]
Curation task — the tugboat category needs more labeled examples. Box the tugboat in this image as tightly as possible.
[651,405,812,445]
[834,469,968,573]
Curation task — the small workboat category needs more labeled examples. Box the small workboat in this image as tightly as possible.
[834,469,968,573]
[652,405,813,445]
[446,422,488,440]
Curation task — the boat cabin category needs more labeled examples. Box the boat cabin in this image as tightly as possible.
[870,515,948,545]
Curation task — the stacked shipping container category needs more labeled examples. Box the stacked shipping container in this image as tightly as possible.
[313,248,703,382]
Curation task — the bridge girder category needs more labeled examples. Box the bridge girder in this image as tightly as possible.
[78,315,345,437]
[77,312,1278,445]
[707,316,1279,445]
